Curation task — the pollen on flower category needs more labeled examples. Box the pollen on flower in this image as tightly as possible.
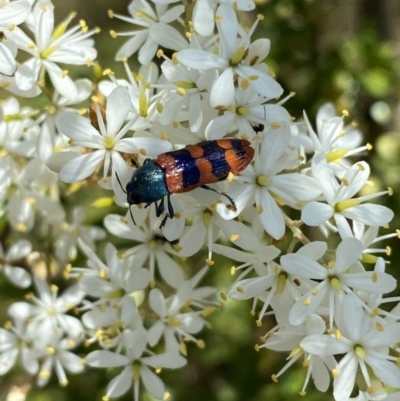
[257,205,263,214]
[215,15,223,23]
[50,284,58,293]
[341,178,349,186]
[46,346,55,355]
[10,213,30,232]
[109,30,117,38]
[302,299,311,306]
[271,122,281,129]
[257,14,264,20]
[60,380,69,387]
[271,374,278,383]
[256,175,268,186]
[311,288,318,295]
[202,306,216,316]
[102,68,114,76]
[61,70,69,78]
[236,286,244,294]
[220,292,227,301]
[256,320,262,327]
[28,43,36,49]
[375,322,384,332]
[39,370,50,378]
[163,392,171,400]
[230,234,240,242]
[8,24,16,31]
[299,391,306,396]
[197,339,205,348]
[255,344,260,352]
[355,345,366,359]
[332,369,339,379]
[240,78,249,89]
[342,109,349,117]
[231,266,236,275]
[205,258,214,266]
[335,329,342,340]
[372,272,378,283]
[357,163,365,171]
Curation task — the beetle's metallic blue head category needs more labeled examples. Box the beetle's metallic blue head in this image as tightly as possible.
[126,160,169,205]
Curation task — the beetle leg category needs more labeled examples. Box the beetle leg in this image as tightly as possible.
[201,185,237,212]
[166,195,174,218]
[155,198,165,217]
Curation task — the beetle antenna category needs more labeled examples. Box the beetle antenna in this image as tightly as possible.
[115,172,127,194]
[128,205,136,226]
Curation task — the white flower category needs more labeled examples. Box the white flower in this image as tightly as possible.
[110,0,188,65]
[8,275,85,343]
[303,103,367,177]
[0,0,32,75]
[177,7,283,107]
[148,267,214,354]
[217,124,322,239]
[262,310,336,394]
[281,239,396,327]
[36,332,84,387]
[76,241,150,305]
[53,86,172,186]
[177,198,259,261]
[87,327,186,400]
[104,213,184,288]
[0,239,32,288]
[5,1,97,98]
[0,317,40,376]
[54,206,105,263]
[191,0,255,37]
[82,297,142,348]
[301,296,400,401]
[301,153,394,237]
[204,86,292,140]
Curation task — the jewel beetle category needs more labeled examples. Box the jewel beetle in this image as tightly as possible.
[117,138,255,228]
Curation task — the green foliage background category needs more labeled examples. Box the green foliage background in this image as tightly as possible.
[1,1,400,401]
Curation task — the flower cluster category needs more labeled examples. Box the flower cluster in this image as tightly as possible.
[0,1,399,401]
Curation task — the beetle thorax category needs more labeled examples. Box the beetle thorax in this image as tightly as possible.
[126,161,169,205]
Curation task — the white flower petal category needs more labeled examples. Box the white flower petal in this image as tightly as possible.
[341,204,394,226]
[177,49,227,70]
[302,202,334,226]
[59,150,105,183]
[86,350,129,368]
[256,189,285,240]
[192,0,215,36]
[4,266,31,288]
[106,86,131,135]
[149,23,188,51]
[210,67,235,109]
[333,353,358,401]
[140,364,165,399]
[106,366,132,398]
